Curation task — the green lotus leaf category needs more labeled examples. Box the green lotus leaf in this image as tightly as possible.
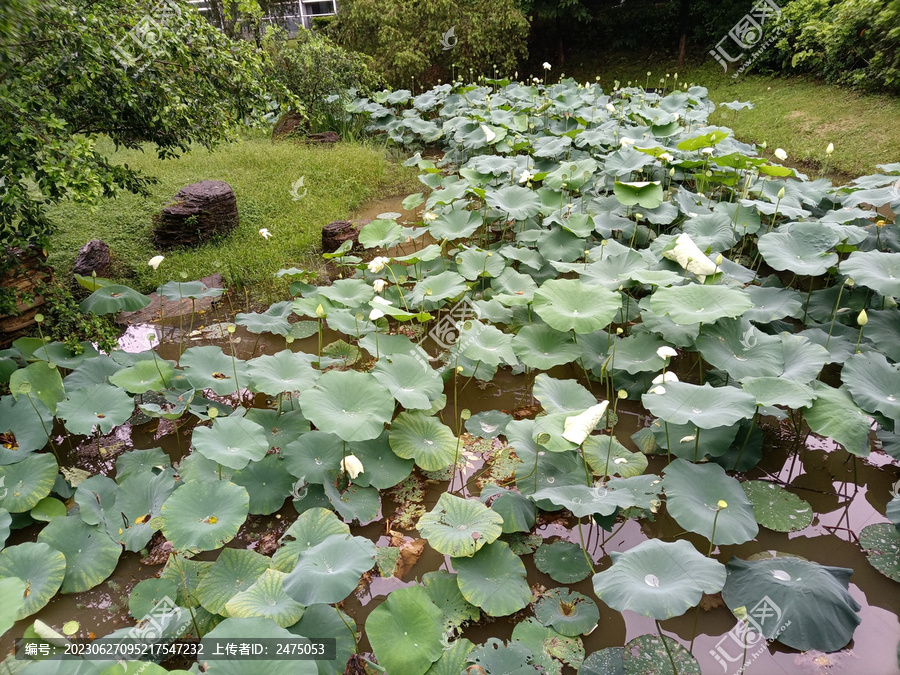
[648,284,752,325]
[422,570,481,631]
[29,496,64,523]
[453,540,532,616]
[283,532,376,605]
[741,377,815,408]
[0,451,57,515]
[663,459,758,545]
[202,617,317,675]
[533,474,661,518]
[408,271,467,310]
[0,576,27,635]
[649,417,741,460]
[582,435,648,478]
[493,266,539,304]
[232,454,295,515]
[181,345,250,396]
[532,374,596,414]
[111,468,176,552]
[642,382,756,428]
[859,523,900,582]
[192,416,269,470]
[480,485,535,534]
[742,480,813,532]
[36,517,120,593]
[757,223,839,276]
[621,634,701,675]
[592,539,726,620]
[366,585,445,675]
[467,638,535,675]
[115,447,170,483]
[533,279,620,334]
[79,284,151,315]
[841,250,900,297]
[614,181,663,209]
[372,354,444,410]
[346,432,414,490]
[235,301,293,336]
[534,541,592,584]
[57,384,134,436]
[318,279,376,309]
[73,474,117,527]
[282,431,342,485]
[389,411,457,471]
[744,286,803,323]
[0,508,10,550]
[428,208,482,240]
[161,481,249,553]
[325,308,376,337]
[417,493,504,557]
[271,508,350,573]
[224,569,306,627]
[452,320,516,367]
[128,577,179,619]
[842,351,900,425]
[486,185,542,220]
[681,212,735,252]
[298,370,394,442]
[247,350,320,397]
[579,647,625,675]
[358,218,403,248]
[195,548,270,615]
[512,324,582,370]
[322,477,381,522]
[534,588,600,637]
[424,638,476,675]
[456,247,506,280]
[108,358,174,394]
[511,617,584,675]
[804,382,871,456]
[695,320,784,381]
[0,542,66,619]
[722,556,861,652]
[158,280,224,300]
[864,308,900,362]
[465,410,512,439]
[290,603,358,675]
[9,361,64,414]
[0,394,52,453]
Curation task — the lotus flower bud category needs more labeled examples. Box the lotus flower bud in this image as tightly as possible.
[777,187,786,200]
[340,454,364,480]
[858,309,868,326]
[717,500,728,509]
[315,304,326,318]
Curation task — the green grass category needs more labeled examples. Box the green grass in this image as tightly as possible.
[563,51,900,179]
[47,132,417,303]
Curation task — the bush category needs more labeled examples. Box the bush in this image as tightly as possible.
[330,0,529,88]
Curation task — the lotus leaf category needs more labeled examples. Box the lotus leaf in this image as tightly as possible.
[648,285,752,325]
[0,452,57,513]
[841,250,900,297]
[57,384,134,435]
[9,361,64,413]
[232,454,295,515]
[298,370,393,442]
[0,542,66,619]
[181,346,249,396]
[283,532,376,604]
[372,354,444,410]
[742,481,813,532]
[202,618,317,675]
[160,481,249,553]
[422,570,481,631]
[417,493,503,557]
[247,350,319,396]
[366,585,445,675]
[534,541,592,584]
[534,588,600,637]
[389,411,457,471]
[80,285,150,315]
[642,382,756,428]
[533,279,620,334]
[480,485,535,534]
[841,351,900,425]
[453,540,531,616]
[192,416,269,470]
[859,523,900,582]
[36,517,120,593]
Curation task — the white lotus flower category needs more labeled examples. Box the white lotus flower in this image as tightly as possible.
[652,371,679,385]
[148,255,164,270]
[481,125,496,143]
[649,385,666,395]
[372,296,393,306]
[656,346,677,359]
[519,169,535,184]
[774,148,787,161]
[369,308,385,321]
[679,435,696,443]
[620,137,635,147]
[423,211,438,221]
[543,62,552,71]
[562,401,610,445]
[259,228,273,240]
[367,256,390,273]
[662,232,720,282]
[659,152,674,162]
[373,279,388,293]
[606,103,616,113]
[340,454,364,480]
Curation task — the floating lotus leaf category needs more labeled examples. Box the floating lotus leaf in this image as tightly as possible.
[579,648,625,675]
[79,285,151,315]
[202,618,317,675]
[389,411,457,471]
[428,208,482,240]
[366,585,445,675]
[298,370,394,442]
[859,523,900,582]
[458,321,517,367]
[534,588,600,637]
[0,542,66,619]
[161,481,249,553]
[614,181,664,209]
[36,517,120,593]
[115,447,170,482]
[158,280,224,300]
[408,271,467,310]
[247,350,319,396]
[453,541,532,616]
[417,493,504,557]
[358,218,403,248]
[511,617,584,675]
[290,603,358,675]
[533,475,661,519]
[318,279,376,308]
[695,320,784,381]
[9,361,64,414]
[0,452,57,513]
[0,394,52,453]
[742,480,813,532]
[0,576,27,635]
[235,301,292,336]
[648,285,752,325]
[424,638,476,675]
[322,477,381,522]
[372,354,444,410]
[282,431,342,485]
[195,548,270,615]
[757,223,840,276]
[841,250,900,297]
[722,556,861,652]
[622,634,700,675]
[486,185,542,220]
[512,324,582,370]
[128,577,179,619]
[533,279,621,334]
[57,384,134,435]
[592,539,726,620]
[465,410,512,439]
[283,532,376,605]
[344,431,413,490]
[224,569,305,627]
[181,345,250,396]
[534,541,592,584]
[480,485,535,534]
[108,359,174,394]
[663,459,757,545]
[191,416,269,470]
[804,382,871,456]
[642,381,756,429]
[841,351,900,425]
[467,638,535,675]
[532,374,596,414]
[422,570,481,631]
[232,454,295,515]
[582,435,649,478]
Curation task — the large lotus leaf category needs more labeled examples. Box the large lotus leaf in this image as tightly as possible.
[534,588,600,637]
[74,474,117,527]
[196,548,270,615]
[467,638,535,675]
[642,382,756,428]
[428,208,482,240]
[366,585,445,675]
[648,285,752,325]
[0,542,66,619]
[224,569,305,627]
[804,382,871,456]
[614,181,664,209]
[232,454,294,515]
[865,308,900,362]
[842,351,900,424]
[841,250,900,297]
[192,416,269,470]
[860,523,900,582]
[36,517,120,593]
[108,359,174,394]
[181,345,250,396]
[649,418,740,460]
[158,280,224,300]
[283,532,376,605]
[779,333,830,383]
[389,411,457,471]
[465,410,512,439]
[536,227,586,263]
[0,394,52,454]
[744,286,803,323]
[722,556,861,652]
[372,354,444,410]
[0,576,26,635]
[487,185,542,220]
[534,541,592,584]
[457,321,517,367]
[247,350,319,396]
[271,507,350,572]
[592,539,726,620]
[695,320,784,381]
[282,431,343,484]
[290,603,357,675]
[456,247,507,280]
[511,617,585,675]
[235,301,292,336]
[409,271,467,309]
[128,577,179,619]
[579,250,648,291]
[480,485,535,534]
[161,481,249,553]
[422,570,481,633]
[741,481,813,532]
[358,218,403,248]
[202,618,317,675]
[80,285,150,314]
[533,475,661,519]
[453,541,531,616]
[757,223,839,276]
[621,634,701,675]
[318,279,376,309]
[109,468,176,551]
[9,361,64,414]
[606,333,667,375]
[493,266,539,304]
[532,374,596,414]
[57,384,134,435]
[115,447,170,482]
[0,451,57,513]
[533,279,620,334]
[663,459,758,545]
[417,493,503,557]
[346,432,413,490]
[322,476,381,522]
[741,377,815,408]
[582,435,648,478]
[298,370,393,442]
[681,212,735,252]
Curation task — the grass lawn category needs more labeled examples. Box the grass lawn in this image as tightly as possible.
[47,133,417,303]
[562,51,900,179]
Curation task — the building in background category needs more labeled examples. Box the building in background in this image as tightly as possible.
[187,0,336,35]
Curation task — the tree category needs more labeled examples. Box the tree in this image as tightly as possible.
[0,0,290,252]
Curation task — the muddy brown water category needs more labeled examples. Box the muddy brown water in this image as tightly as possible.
[3,310,900,675]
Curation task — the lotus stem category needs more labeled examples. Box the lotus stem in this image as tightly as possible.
[24,391,58,461]
[664,422,671,463]
[170,552,203,639]
[732,411,758,471]
[656,620,679,675]
[693,428,701,462]
[178,285,185,357]
[576,519,595,573]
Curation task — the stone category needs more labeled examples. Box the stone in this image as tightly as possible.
[272,110,306,138]
[321,220,359,254]
[73,239,111,278]
[306,131,339,145]
[152,181,238,250]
